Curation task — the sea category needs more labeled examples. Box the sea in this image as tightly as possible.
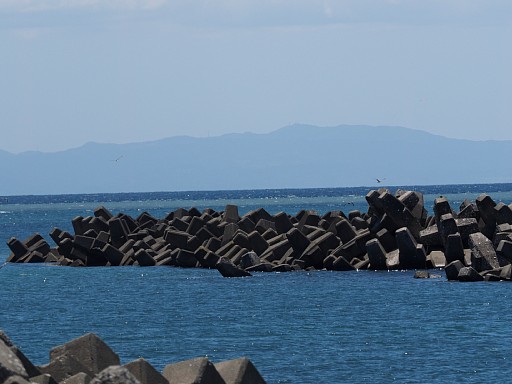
[1,183,512,383]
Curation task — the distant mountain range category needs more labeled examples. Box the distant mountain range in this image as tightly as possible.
[1,124,511,195]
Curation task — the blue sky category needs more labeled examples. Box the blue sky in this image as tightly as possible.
[1,0,511,153]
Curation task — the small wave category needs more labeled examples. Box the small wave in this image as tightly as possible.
[0,211,10,214]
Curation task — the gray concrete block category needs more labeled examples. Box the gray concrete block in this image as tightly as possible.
[169,217,189,232]
[61,372,92,384]
[101,244,125,266]
[386,249,400,270]
[445,233,465,264]
[230,247,249,266]
[444,260,464,280]
[398,190,425,220]
[30,373,58,384]
[1,338,28,382]
[285,228,310,254]
[3,375,31,384]
[216,257,252,278]
[73,235,96,252]
[245,208,273,226]
[396,227,425,269]
[38,354,92,383]
[348,210,361,220]
[236,217,255,234]
[469,232,499,272]
[214,357,266,384]
[172,208,189,220]
[186,236,202,252]
[239,252,261,270]
[48,333,120,378]
[419,225,442,247]
[90,366,141,384]
[260,240,291,263]
[176,249,199,268]
[375,228,396,253]
[186,216,205,236]
[298,211,320,230]
[245,263,274,272]
[458,200,479,220]
[164,230,190,250]
[87,217,109,234]
[299,244,325,269]
[497,240,512,263]
[273,212,294,234]
[93,206,113,222]
[49,228,73,246]
[134,249,156,267]
[365,189,385,215]
[311,232,340,254]
[323,254,336,270]
[233,232,250,250]
[455,218,480,246]
[163,357,224,384]
[221,223,239,246]
[305,228,324,242]
[495,202,512,224]
[354,257,370,270]
[500,264,512,280]
[261,228,278,241]
[333,219,357,243]
[414,270,430,278]
[272,264,293,272]
[350,217,369,231]
[199,249,221,269]
[332,256,355,271]
[475,194,497,225]
[433,197,454,224]
[108,218,129,247]
[123,358,167,384]
[6,237,29,262]
[194,227,215,244]
[247,231,269,255]
[204,237,222,253]
[427,250,446,268]
[0,331,40,379]
[255,219,276,234]
[223,205,240,224]
[439,214,458,246]
[136,212,157,228]
[458,266,484,282]
[366,239,388,270]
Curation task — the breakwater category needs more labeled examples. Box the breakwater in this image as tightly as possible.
[5,188,512,281]
[0,329,266,384]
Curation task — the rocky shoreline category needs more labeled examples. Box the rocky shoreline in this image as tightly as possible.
[0,329,266,384]
[5,188,512,282]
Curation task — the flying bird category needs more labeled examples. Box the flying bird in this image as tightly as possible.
[111,155,124,162]
[376,178,386,183]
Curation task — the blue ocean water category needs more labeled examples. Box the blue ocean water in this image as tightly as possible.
[1,184,512,383]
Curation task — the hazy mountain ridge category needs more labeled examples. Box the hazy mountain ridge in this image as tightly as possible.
[1,124,511,195]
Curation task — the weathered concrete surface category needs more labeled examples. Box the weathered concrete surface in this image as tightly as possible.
[162,357,225,384]
[214,357,267,384]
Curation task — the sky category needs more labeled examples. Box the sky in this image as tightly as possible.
[1,0,511,153]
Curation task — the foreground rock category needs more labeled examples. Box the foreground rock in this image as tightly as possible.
[5,189,512,281]
[0,330,267,384]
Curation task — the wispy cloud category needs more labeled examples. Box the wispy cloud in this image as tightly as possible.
[0,0,168,12]
[0,0,510,28]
